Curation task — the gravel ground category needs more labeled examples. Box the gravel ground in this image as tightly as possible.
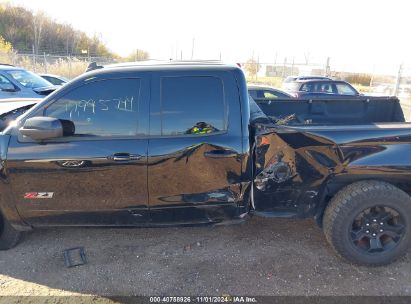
[0,217,410,300]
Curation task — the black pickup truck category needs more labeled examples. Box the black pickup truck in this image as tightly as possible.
[0,62,410,266]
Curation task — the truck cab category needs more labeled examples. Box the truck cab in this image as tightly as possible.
[1,62,252,226]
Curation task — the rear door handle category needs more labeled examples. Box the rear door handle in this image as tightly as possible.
[204,150,238,158]
[109,153,142,162]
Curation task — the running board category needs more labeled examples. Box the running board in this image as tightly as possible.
[252,210,298,218]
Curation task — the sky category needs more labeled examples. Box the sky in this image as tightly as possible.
[6,0,411,74]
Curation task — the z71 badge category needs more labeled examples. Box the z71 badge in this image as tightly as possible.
[24,192,54,199]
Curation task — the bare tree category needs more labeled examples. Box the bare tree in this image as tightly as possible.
[123,49,149,62]
[32,11,46,55]
[244,58,261,78]
[304,51,310,65]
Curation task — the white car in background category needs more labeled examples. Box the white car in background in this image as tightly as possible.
[39,74,69,86]
[0,98,42,131]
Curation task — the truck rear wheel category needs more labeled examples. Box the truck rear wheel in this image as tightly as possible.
[323,180,411,266]
[0,214,21,250]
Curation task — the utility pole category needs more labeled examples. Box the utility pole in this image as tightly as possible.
[304,51,310,65]
[273,52,278,76]
[369,64,375,87]
[43,52,47,73]
[175,40,178,60]
[68,57,72,79]
[32,45,36,71]
[282,57,287,78]
[325,57,331,77]
[394,64,403,96]
[191,38,195,60]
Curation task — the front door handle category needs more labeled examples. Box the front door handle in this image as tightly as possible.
[204,150,238,158]
[109,153,142,162]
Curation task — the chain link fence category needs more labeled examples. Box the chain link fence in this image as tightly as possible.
[0,52,116,79]
[2,52,411,119]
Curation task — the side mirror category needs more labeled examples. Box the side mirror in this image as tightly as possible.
[0,83,16,92]
[20,117,75,140]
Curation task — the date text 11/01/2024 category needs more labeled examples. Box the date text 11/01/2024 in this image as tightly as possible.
[149,296,257,303]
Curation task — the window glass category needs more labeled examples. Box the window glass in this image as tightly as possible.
[6,70,51,88]
[300,83,315,92]
[161,76,225,136]
[264,90,290,98]
[248,90,258,99]
[254,90,265,99]
[0,74,12,85]
[336,83,357,95]
[302,82,334,93]
[264,91,279,99]
[43,76,67,86]
[316,83,333,93]
[44,78,142,137]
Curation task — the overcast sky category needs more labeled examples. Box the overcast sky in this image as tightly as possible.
[7,0,411,74]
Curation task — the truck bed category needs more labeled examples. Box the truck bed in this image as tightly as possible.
[254,96,405,125]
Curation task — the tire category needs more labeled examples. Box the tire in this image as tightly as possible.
[0,214,21,250]
[323,180,411,266]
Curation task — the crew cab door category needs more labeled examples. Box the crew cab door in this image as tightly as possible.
[147,71,247,223]
[7,76,150,225]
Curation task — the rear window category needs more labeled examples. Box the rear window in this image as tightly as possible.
[161,76,226,136]
[336,83,357,95]
[300,82,334,93]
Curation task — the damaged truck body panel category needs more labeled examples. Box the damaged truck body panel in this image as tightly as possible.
[1,62,411,265]
[253,123,411,222]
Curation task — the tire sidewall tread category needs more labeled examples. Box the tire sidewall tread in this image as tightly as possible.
[323,180,411,266]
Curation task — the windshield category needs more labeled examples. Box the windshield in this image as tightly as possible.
[6,70,52,89]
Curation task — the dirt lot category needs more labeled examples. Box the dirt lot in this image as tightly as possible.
[0,217,410,301]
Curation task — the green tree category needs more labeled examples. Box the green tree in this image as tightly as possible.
[0,35,13,53]
[0,3,118,58]
[0,35,14,64]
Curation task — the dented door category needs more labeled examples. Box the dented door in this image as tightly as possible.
[147,70,249,223]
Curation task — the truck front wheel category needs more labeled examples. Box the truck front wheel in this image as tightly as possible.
[323,180,411,266]
[0,214,21,250]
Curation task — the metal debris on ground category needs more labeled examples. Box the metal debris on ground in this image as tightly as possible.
[63,246,87,268]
